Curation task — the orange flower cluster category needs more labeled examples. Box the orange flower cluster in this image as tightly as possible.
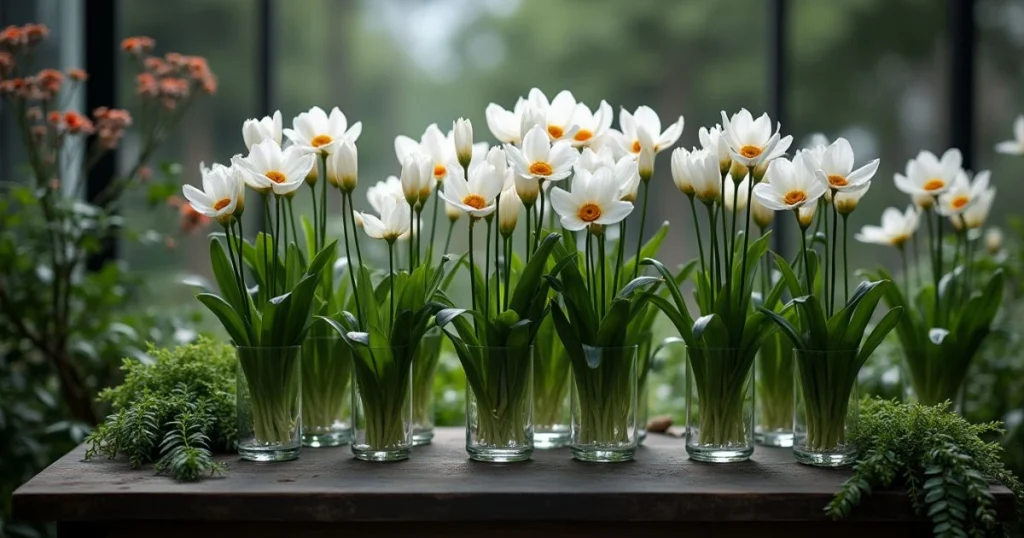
[92,107,133,149]
[168,195,212,234]
[125,37,217,110]
[0,24,48,49]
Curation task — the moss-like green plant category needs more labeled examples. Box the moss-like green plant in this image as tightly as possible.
[85,337,235,481]
[828,398,1023,537]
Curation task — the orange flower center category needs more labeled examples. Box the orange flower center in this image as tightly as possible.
[213,197,232,211]
[266,170,286,183]
[574,129,593,142]
[433,164,446,178]
[784,190,807,205]
[547,125,564,139]
[578,203,602,222]
[631,140,642,153]
[462,194,486,209]
[923,178,945,191]
[311,134,333,148]
[828,174,848,187]
[740,145,763,159]
[951,195,969,209]
[529,161,553,176]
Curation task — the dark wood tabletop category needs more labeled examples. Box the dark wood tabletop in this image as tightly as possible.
[12,427,1017,538]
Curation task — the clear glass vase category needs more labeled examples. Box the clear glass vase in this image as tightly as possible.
[236,345,302,462]
[755,332,794,448]
[411,329,443,446]
[635,333,653,444]
[570,345,637,462]
[464,346,533,462]
[300,332,353,448]
[351,345,413,462]
[685,346,755,463]
[794,349,859,467]
[533,315,571,449]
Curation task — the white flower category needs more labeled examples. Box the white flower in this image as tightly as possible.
[894,148,962,200]
[361,195,411,243]
[367,176,405,214]
[835,182,871,215]
[242,110,282,149]
[549,167,634,231]
[613,156,641,202]
[724,175,750,213]
[752,153,826,211]
[619,106,684,154]
[326,138,358,192]
[995,115,1024,155]
[801,133,829,169]
[400,154,432,206]
[283,106,362,155]
[590,128,629,160]
[505,125,577,182]
[699,125,731,172]
[498,187,521,237]
[670,147,694,196]
[683,148,723,204]
[438,162,503,219]
[956,183,995,230]
[182,163,245,225]
[519,103,547,142]
[936,170,989,217]
[577,147,613,173]
[235,139,316,197]
[720,108,792,167]
[486,97,529,144]
[569,99,613,147]
[814,137,879,195]
[395,124,458,184]
[534,89,581,142]
[856,206,919,248]
[453,118,473,166]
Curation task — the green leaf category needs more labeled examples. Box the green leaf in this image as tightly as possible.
[622,221,668,277]
[196,293,250,346]
[209,239,245,313]
[856,307,903,368]
[692,313,728,347]
[509,232,561,315]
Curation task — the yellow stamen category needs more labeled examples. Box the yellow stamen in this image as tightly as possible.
[784,190,807,205]
[951,195,969,209]
[923,178,945,191]
[462,194,486,209]
[213,198,232,211]
[828,174,848,187]
[630,140,641,153]
[433,164,446,178]
[529,161,553,176]
[740,145,763,159]
[266,170,286,183]
[547,125,564,139]
[574,129,593,142]
[311,134,333,148]
[578,203,602,223]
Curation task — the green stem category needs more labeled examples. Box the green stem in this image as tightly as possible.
[612,220,626,293]
[485,218,492,320]
[899,244,910,301]
[273,196,282,296]
[388,241,395,329]
[287,197,298,251]
[308,182,319,249]
[797,212,813,295]
[936,207,945,324]
[823,197,832,313]
[319,154,328,250]
[535,182,546,253]
[340,194,362,328]
[235,217,251,322]
[443,218,455,256]
[346,192,364,268]
[598,233,607,317]
[261,194,271,302]
[633,182,650,281]
[829,198,838,314]
[689,196,707,280]
[524,206,532,264]
[223,223,248,325]
[503,236,512,311]
[428,182,440,263]
[841,214,849,303]
[468,220,478,333]
[706,204,719,304]
[494,193,501,311]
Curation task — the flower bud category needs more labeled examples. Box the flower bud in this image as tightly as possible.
[515,175,540,206]
[985,226,1003,255]
[445,200,462,222]
[454,117,473,168]
[835,184,869,215]
[327,138,358,192]
[729,160,749,182]
[520,104,545,140]
[797,203,816,230]
[498,188,521,238]
[751,195,774,229]
[670,147,694,196]
[400,154,430,206]
[638,146,655,183]
[752,161,769,183]
[305,159,319,186]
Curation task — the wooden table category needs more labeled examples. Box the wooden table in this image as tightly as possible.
[13,427,1016,537]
